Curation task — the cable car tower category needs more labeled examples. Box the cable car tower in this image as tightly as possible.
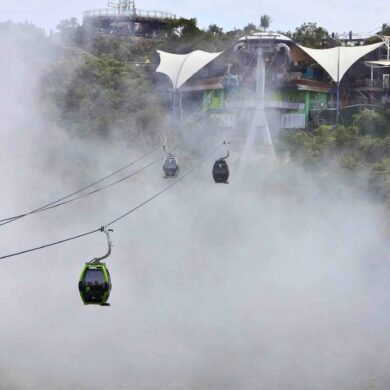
[240,48,275,171]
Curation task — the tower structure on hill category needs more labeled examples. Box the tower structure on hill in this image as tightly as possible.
[83,0,176,38]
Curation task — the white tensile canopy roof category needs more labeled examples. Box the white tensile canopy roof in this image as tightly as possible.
[156,50,223,89]
[297,42,385,82]
[157,42,385,88]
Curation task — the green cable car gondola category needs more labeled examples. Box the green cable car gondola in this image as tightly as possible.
[78,228,113,306]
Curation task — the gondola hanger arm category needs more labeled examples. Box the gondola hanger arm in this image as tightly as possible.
[221,141,230,160]
[91,227,113,263]
[163,144,173,157]
[221,151,230,160]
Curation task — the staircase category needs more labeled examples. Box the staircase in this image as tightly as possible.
[356,89,376,104]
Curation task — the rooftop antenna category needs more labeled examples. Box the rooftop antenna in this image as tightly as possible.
[107,0,136,14]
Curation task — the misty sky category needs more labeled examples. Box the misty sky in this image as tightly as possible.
[1,0,389,36]
[1,8,390,387]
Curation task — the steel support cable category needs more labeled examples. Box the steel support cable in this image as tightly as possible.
[0,103,200,228]
[0,142,225,261]
[0,145,161,226]
[0,99,210,226]
[105,142,225,227]
[0,48,247,228]
[0,159,161,226]
[0,228,101,260]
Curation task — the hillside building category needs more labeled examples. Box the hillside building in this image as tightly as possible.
[156,33,390,135]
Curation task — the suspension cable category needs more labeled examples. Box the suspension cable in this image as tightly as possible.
[0,159,160,227]
[0,228,101,260]
[0,94,216,227]
[105,142,225,227]
[0,46,248,229]
[0,142,225,261]
[0,145,161,225]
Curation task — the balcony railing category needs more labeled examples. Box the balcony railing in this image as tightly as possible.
[225,99,304,110]
[288,72,303,80]
[84,8,176,19]
[365,79,384,88]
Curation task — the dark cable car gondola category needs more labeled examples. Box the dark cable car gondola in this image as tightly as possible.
[213,151,230,183]
[162,145,179,178]
[78,228,113,306]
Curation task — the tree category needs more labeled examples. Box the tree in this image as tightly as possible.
[243,23,257,35]
[380,23,390,35]
[260,15,272,32]
[42,54,167,140]
[208,24,223,36]
[353,109,388,137]
[56,17,84,45]
[292,22,329,48]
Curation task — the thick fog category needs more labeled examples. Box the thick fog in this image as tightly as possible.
[1,30,390,390]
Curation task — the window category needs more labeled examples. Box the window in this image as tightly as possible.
[84,269,106,285]
[282,114,306,129]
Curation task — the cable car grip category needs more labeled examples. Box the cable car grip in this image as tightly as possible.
[90,226,113,263]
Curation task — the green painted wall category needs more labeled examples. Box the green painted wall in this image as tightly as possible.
[203,89,224,110]
[203,86,330,128]
[279,90,329,119]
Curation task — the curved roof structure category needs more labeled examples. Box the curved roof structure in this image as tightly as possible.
[156,40,385,88]
[156,50,223,89]
[238,32,292,43]
[297,42,384,82]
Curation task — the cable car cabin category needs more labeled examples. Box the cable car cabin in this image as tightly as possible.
[78,263,111,306]
[163,156,179,178]
[212,159,229,183]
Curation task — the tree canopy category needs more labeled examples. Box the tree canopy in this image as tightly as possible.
[291,22,329,48]
[260,15,272,32]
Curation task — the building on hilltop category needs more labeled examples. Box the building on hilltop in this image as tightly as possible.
[83,0,176,38]
[156,32,390,134]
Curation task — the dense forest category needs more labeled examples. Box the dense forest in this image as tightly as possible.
[1,18,389,209]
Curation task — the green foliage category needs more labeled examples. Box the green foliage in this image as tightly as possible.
[334,125,358,148]
[280,125,336,164]
[292,22,329,48]
[339,155,360,170]
[208,24,223,35]
[353,109,389,137]
[176,18,201,37]
[162,18,200,40]
[357,136,390,163]
[243,23,258,35]
[380,23,390,35]
[87,34,155,62]
[42,54,166,140]
[56,18,84,46]
[281,119,390,208]
[369,158,390,205]
[159,18,238,52]
[260,15,272,32]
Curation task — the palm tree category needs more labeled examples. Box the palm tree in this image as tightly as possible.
[260,15,272,32]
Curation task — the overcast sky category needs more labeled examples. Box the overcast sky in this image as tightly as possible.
[1,0,389,36]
